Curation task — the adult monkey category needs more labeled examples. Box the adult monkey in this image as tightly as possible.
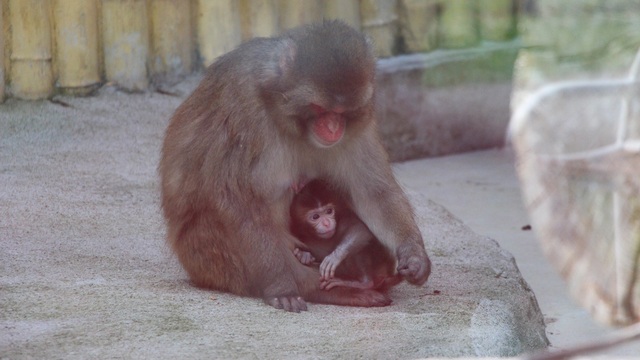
[159,20,431,312]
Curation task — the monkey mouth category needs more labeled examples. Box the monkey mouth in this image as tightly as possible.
[318,229,336,239]
[312,113,345,147]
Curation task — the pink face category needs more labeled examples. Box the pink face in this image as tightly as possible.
[309,104,345,148]
[307,83,373,148]
[307,204,336,239]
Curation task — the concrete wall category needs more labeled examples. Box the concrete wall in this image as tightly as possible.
[377,42,519,161]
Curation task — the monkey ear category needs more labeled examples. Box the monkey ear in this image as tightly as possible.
[260,39,297,90]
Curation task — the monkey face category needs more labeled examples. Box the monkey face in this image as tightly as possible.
[270,22,376,149]
[306,204,336,239]
[305,83,374,149]
[308,105,345,147]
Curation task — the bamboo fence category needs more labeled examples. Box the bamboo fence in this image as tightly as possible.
[0,0,517,102]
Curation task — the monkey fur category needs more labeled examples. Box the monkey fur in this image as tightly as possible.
[159,20,430,312]
[290,179,402,291]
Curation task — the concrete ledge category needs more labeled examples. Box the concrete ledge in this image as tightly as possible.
[0,76,547,358]
[376,42,520,161]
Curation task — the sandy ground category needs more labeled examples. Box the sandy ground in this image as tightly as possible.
[0,76,548,359]
[396,149,640,357]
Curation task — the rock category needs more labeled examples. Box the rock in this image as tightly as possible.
[0,74,547,358]
[376,42,519,161]
[510,0,640,326]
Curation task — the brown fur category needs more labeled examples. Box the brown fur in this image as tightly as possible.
[290,179,403,291]
[159,20,430,312]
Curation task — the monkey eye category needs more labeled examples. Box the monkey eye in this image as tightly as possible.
[311,213,320,221]
[310,103,327,116]
[326,208,333,215]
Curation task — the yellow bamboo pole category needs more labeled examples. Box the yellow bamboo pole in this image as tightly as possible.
[196,0,241,67]
[149,0,193,85]
[0,2,5,103]
[439,0,479,48]
[239,0,278,40]
[277,0,322,31]
[9,0,54,99]
[360,0,399,58]
[323,0,361,29]
[102,0,149,91]
[52,0,101,95]
[96,0,104,79]
[398,0,439,53]
[479,0,515,41]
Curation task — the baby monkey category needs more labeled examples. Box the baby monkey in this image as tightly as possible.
[290,180,402,291]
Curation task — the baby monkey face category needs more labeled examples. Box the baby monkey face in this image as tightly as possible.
[307,204,336,239]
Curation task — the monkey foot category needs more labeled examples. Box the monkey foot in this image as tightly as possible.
[320,277,374,291]
[309,287,391,307]
[265,295,308,313]
[347,289,391,307]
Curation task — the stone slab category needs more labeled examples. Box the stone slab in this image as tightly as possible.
[376,42,519,161]
[0,75,547,358]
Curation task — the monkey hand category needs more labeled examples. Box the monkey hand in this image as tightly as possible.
[265,296,308,313]
[396,243,431,285]
[319,253,341,280]
[293,248,316,265]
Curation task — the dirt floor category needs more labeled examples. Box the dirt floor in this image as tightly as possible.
[0,76,547,359]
